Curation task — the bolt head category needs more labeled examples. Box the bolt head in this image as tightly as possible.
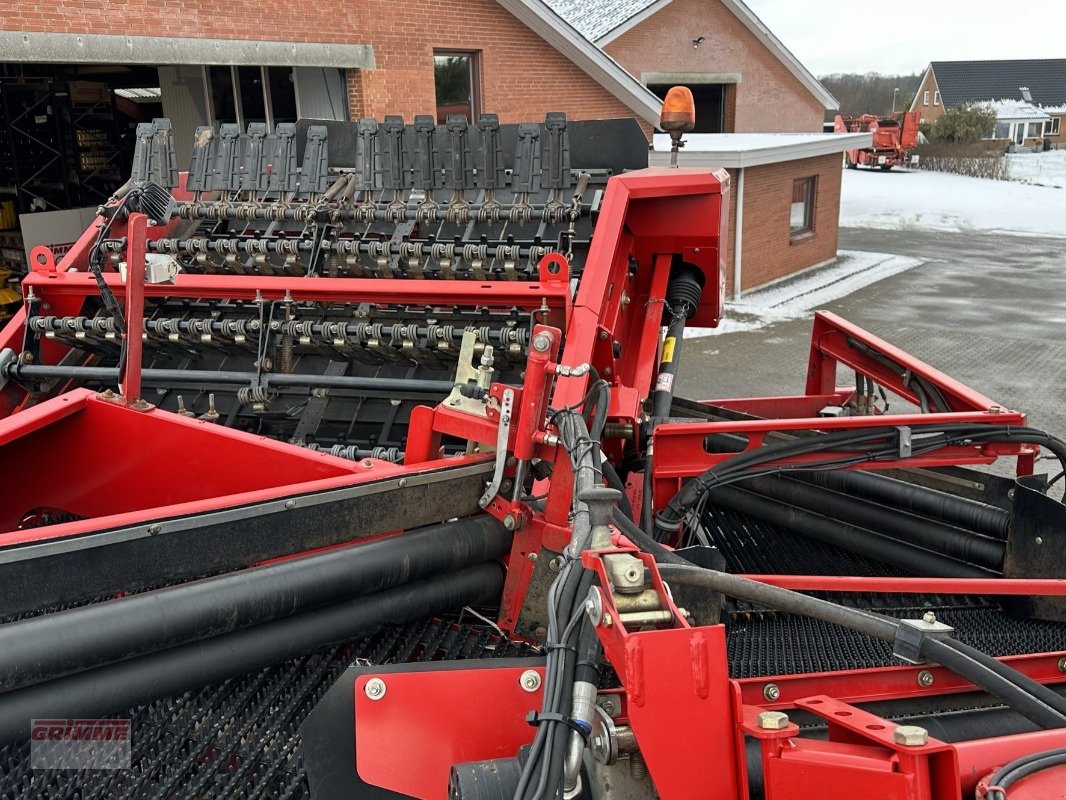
[364,678,386,700]
[284,499,296,510]
[893,725,928,746]
[520,670,542,692]
[601,612,613,629]
[922,611,937,624]
[532,333,553,353]
[763,683,781,702]
[757,711,790,730]
[917,670,935,687]
[1058,657,1066,674]
[503,513,518,531]
[398,478,408,488]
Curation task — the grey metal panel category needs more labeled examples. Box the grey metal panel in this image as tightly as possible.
[0,31,374,69]
[294,67,350,121]
[159,65,209,168]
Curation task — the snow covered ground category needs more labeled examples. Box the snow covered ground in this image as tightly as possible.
[1007,150,1066,189]
[840,167,1066,238]
[685,250,923,337]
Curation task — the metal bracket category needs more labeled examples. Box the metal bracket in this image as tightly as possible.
[897,426,912,458]
[892,617,954,664]
[479,387,514,508]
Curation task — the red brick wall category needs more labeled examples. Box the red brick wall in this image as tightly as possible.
[912,69,944,124]
[347,0,645,129]
[719,153,842,295]
[604,0,826,133]
[0,0,646,132]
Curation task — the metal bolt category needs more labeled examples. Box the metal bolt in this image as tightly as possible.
[398,478,408,488]
[598,697,619,716]
[601,612,613,629]
[1058,657,1066,673]
[922,611,937,624]
[527,552,539,563]
[893,725,929,746]
[520,670,542,692]
[503,514,518,531]
[531,333,553,353]
[284,499,296,510]
[147,524,162,535]
[364,678,386,700]
[361,459,374,467]
[1036,536,1044,545]
[756,711,790,730]
[629,751,648,780]
[534,626,548,638]
[989,405,1002,414]
[917,670,935,687]
[599,330,608,340]
[548,556,564,573]
[762,683,781,702]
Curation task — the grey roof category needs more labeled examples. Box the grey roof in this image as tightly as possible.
[542,0,658,42]
[932,59,1066,107]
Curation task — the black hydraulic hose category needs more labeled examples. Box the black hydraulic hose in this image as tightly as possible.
[0,516,511,693]
[940,638,1066,718]
[793,469,1010,540]
[736,475,1006,570]
[658,563,1066,730]
[705,484,995,578]
[0,563,504,746]
[601,460,634,521]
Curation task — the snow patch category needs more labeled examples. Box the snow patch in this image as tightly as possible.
[840,168,1066,238]
[685,250,923,338]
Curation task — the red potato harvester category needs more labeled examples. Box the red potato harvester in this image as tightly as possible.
[0,91,1064,800]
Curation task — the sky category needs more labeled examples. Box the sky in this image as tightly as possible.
[743,0,1064,76]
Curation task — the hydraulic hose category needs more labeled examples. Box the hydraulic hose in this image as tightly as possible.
[657,563,1066,729]
[0,516,511,693]
[0,563,504,746]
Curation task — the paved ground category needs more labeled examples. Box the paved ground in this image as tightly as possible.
[677,228,1066,456]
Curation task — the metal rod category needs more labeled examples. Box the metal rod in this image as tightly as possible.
[5,364,456,396]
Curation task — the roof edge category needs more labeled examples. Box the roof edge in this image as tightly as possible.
[497,0,663,127]
[649,132,873,168]
[595,0,675,46]
[718,0,838,110]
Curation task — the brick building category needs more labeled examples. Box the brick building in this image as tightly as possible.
[0,0,856,294]
[650,132,871,296]
[547,0,837,133]
[911,60,1066,147]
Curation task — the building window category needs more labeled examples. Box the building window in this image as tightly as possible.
[1048,117,1062,136]
[790,177,815,238]
[933,91,941,106]
[1028,121,1044,138]
[207,66,297,128]
[923,91,930,106]
[994,121,1011,139]
[434,51,480,123]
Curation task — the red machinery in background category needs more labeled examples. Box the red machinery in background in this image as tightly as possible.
[837,110,922,170]
[0,95,1064,800]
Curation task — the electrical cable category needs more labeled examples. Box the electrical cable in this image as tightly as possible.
[983,746,1066,799]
